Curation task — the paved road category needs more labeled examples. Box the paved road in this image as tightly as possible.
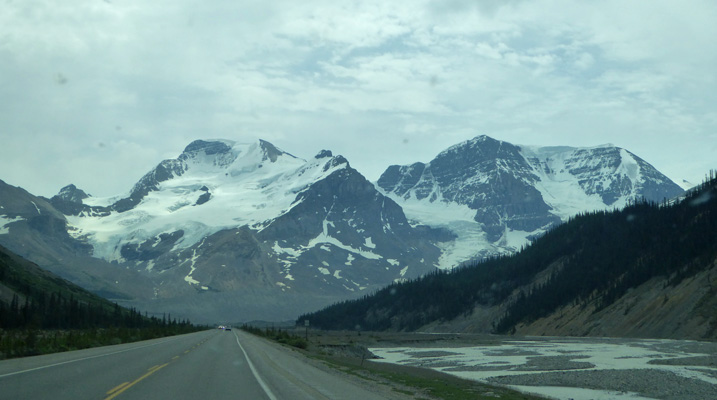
[0,329,398,400]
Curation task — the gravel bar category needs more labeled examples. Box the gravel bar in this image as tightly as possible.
[488,368,717,400]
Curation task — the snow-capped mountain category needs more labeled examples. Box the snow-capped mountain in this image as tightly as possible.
[0,135,685,323]
[377,135,685,268]
[35,139,447,322]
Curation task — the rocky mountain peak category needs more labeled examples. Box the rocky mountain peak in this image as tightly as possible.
[178,139,237,169]
[258,139,292,162]
[181,139,234,157]
[315,150,333,159]
[54,184,89,204]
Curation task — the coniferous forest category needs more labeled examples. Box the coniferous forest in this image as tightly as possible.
[298,172,717,335]
[0,245,204,359]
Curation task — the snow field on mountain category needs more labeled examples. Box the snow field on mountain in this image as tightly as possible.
[522,147,613,220]
[525,146,643,218]
[384,191,522,269]
[67,141,348,262]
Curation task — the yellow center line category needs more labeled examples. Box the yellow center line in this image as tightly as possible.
[104,363,168,400]
[106,382,130,395]
[147,365,163,373]
[102,337,209,399]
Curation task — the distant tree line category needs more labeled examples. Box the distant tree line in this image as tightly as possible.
[0,248,204,359]
[0,290,199,358]
[298,171,717,334]
[0,290,191,331]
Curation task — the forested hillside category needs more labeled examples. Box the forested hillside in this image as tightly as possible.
[0,245,201,358]
[299,172,717,338]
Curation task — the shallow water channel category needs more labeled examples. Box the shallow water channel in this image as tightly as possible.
[370,337,717,400]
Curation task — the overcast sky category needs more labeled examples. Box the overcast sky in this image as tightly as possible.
[1,0,715,198]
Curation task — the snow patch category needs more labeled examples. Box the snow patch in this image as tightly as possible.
[273,241,301,257]
[306,219,382,260]
[0,215,23,235]
[184,238,205,286]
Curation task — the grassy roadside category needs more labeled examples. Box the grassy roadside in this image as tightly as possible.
[242,326,546,400]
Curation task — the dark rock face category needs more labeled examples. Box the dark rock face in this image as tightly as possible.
[259,158,447,291]
[379,136,560,240]
[315,150,333,159]
[181,140,233,157]
[120,231,185,262]
[194,189,211,206]
[50,184,93,216]
[259,139,291,162]
[377,163,426,198]
[55,184,89,203]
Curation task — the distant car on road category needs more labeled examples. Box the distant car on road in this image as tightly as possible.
[224,326,232,331]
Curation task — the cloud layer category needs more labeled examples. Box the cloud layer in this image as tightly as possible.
[1,0,715,196]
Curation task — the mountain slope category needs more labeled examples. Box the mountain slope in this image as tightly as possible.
[11,139,447,323]
[0,243,114,316]
[0,179,151,300]
[377,135,685,268]
[299,172,717,340]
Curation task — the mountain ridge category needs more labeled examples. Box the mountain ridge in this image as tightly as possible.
[0,135,688,324]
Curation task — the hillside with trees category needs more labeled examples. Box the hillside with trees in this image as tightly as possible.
[0,244,202,359]
[299,172,717,339]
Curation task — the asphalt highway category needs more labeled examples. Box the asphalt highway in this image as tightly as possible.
[0,329,395,400]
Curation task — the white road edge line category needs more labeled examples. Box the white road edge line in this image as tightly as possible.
[0,334,191,379]
[233,331,278,400]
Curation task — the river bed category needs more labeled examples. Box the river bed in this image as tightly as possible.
[370,336,717,400]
